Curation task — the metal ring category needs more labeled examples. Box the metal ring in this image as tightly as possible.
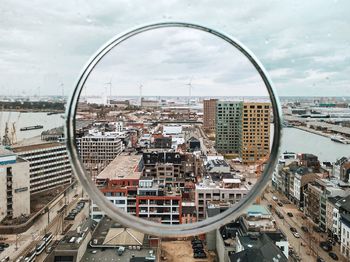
[65,21,283,237]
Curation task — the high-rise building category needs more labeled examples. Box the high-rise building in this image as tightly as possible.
[203,99,218,131]
[215,101,243,154]
[241,102,271,164]
[0,147,30,221]
[12,142,72,194]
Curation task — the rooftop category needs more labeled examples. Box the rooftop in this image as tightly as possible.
[97,154,142,180]
[12,140,63,153]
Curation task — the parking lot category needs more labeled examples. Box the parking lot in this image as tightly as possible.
[161,240,215,262]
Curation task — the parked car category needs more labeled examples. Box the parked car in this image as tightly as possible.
[290,227,297,233]
[272,196,278,201]
[316,257,325,262]
[328,252,338,260]
[287,212,293,217]
[277,202,283,207]
[0,243,9,248]
[313,226,322,233]
[277,213,284,219]
[320,242,332,252]
[193,252,207,259]
[301,226,309,232]
[192,243,203,249]
[292,232,300,238]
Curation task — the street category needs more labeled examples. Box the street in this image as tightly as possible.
[263,190,346,262]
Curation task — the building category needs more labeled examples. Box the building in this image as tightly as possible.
[340,161,350,182]
[304,181,324,224]
[141,98,159,108]
[241,102,271,165]
[136,177,182,224]
[326,196,343,238]
[203,99,218,131]
[217,213,288,262]
[215,101,243,154]
[79,132,123,173]
[0,147,30,221]
[340,213,350,259]
[92,154,143,221]
[232,233,288,262]
[195,178,249,220]
[12,141,72,194]
[45,220,92,262]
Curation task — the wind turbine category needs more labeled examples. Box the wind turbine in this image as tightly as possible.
[139,84,143,105]
[104,77,113,105]
[186,77,193,105]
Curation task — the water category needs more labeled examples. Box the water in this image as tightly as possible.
[280,127,350,163]
[0,111,64,143]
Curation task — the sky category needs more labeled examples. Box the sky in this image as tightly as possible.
[0,0,349,97]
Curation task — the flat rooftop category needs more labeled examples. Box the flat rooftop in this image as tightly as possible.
[12,136,63,153]
[97,154,142,180]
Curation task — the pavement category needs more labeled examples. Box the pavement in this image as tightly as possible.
[263,190,346,262]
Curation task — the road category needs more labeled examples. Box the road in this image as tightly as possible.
[263,190,346,262]
[0,183,86,261]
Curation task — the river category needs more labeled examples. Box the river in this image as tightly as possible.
[280,127,350,163]
[0,111,64,142]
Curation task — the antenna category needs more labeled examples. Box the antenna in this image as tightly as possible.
[186,77,193,105]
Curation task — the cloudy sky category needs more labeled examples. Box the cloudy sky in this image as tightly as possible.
[0,0,349,97]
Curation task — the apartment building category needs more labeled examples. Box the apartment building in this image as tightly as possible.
[304,181,323,224]
[215,101,243,154]
[92,154,142,221]
[195,178,249,220]
[0,147,30,221]
[340,214,350,259]
[203,99,218,131]
[12,141,72,194]
[136,177,182,224]
[241,102,270,165]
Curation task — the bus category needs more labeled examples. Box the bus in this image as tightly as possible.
[24,249,36,262]
[35,241,46,256]
[43,233,53,245]
[36,233,53,256]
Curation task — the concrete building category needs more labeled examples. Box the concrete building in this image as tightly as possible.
[215,101,243,154]
[241,102,271,165]
[340,213,350,260]
[203,99,218,131]
[0,147,30,221]
[79,132,123,170]
[12,141,72,194]
[195,178,249,220]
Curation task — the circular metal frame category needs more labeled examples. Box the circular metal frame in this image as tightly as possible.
[65,21,283,237]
